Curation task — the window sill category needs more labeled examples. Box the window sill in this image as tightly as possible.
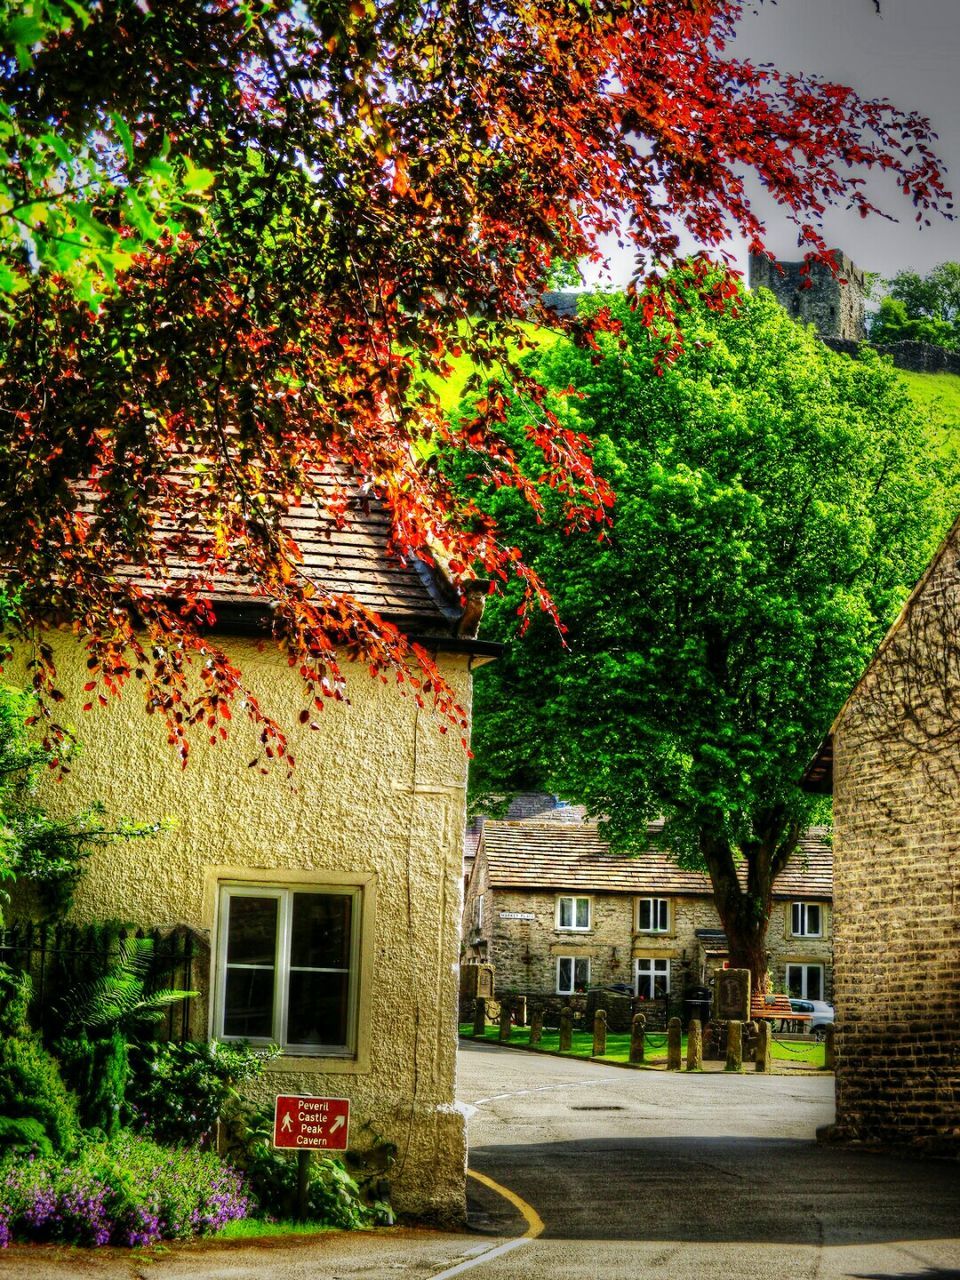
[265,1052,370,1075]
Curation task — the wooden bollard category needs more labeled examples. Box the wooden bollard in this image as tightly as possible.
[529,1008,543,1046]
[473,997,486,1037]
[558,1005,573,1052]
[667,1016,682,1070]
[630,1013,646,1064]
[686,1018,703,1071]
[755,1020,771,1072]
[498,999,512,1042]
[592,1008,608,1057]
[725,1019,744,1072]
[823,1024,836,1071]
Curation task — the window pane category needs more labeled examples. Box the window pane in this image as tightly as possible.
[291,893,351,969]
[638,900,651,930]
[806,967,822,1000]
[287,970,350,1047]
[574,958,590,990]
[558,958,572,991]
[807,905,821,936]
[223,967,275,1038]
[792,903,802,935]
[558,899,573,928]
[575,898,589,928]
[226,896,278,965]
[656,900,667,931]
[787,966,802,998]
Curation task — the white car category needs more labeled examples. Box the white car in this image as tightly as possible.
[789,998,835,1039]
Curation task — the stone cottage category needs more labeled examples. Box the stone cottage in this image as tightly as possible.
[804,516,960,1153]
[17,483,498,1223]
[462,819,833,1005]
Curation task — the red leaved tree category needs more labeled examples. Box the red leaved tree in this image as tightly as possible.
[0,0,949,764]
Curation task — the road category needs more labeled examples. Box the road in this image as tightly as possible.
[3,1042,959,1278]
[458,1041,960,1279]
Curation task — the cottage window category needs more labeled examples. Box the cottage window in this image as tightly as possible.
[556,896,591,931]
[637,897,669,933]
[215,884,360,1056]
[635,957,669,999]
[557,956,590,994]
[791,902,822,937]
[786,963,823,1001]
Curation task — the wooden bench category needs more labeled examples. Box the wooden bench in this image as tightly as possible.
[750,993,811,1034]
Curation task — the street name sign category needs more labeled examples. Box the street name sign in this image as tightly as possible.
[273,1095,350,1151]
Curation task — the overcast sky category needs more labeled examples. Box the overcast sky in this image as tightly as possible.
[586,0,960,287]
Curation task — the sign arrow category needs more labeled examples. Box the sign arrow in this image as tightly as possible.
[329,1115,345,1134]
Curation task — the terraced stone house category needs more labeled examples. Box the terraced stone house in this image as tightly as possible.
[462,817,833,1005]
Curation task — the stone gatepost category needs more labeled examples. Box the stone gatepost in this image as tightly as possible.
[755,1020,772,1073]
[592,1008,607,1057]
[686,1018,703,1071]
[725,1019,744,1072]
[473,997,486,1038]
[498,999,513,1043]
[558,1006,573,1052]
[667,1016,682,1070]
[529,1008,543,1046]
[630,1013,646,1064]
[824,1024,836,1071]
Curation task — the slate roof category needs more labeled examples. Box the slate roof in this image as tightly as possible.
[85,469,466,637]
[479,822,833,899]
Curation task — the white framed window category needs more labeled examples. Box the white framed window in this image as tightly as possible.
[214,883,361,1056]
[791,902,822,937]
[637,897,669,933]
[557,956,590,995]
[557,895,591,931]
[635,957,669,999]
[786,963,823,1001]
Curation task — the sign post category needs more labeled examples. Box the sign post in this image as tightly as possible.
[273,1095,351,1222]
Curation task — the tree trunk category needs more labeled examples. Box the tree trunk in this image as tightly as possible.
[699,832,773,992]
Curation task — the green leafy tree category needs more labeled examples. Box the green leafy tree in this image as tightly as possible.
[869,263,960,349]
[463,282,957,986]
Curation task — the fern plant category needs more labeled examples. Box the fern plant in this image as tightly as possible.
[58,937,195,1036]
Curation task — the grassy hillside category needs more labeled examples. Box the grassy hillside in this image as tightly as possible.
[897,369,960,458]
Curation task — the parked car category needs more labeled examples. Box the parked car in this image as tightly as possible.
[789,998,835,1040]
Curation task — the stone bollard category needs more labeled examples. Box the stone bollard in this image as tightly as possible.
[629,1013,646,1064]
[498,999,513,1043]
[755,1020,772,1073]
[592,1008,608,1057]
[686,1018,703,1071]
[667,1016,683,1071]
[473,997,487,1038]
[529,1008,543,1046]
[725,1019,744,1072]
[823,1024,836,1071]
[558,1005,573,1052]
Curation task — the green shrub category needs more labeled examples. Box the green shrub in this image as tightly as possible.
[232,1107,393,1228]
[0,1132,249,1247]
[56,1033,130,1138]
[131,1039,273,1146]
[0,1035,80,1156]
[0,969,30,1037]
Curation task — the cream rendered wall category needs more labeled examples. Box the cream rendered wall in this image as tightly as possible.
[26,637,472,1224]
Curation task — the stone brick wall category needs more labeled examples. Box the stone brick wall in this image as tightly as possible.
[462,872,832,1001]
[749,252,867,342]
[831,521,960,1152]
[823,336,960,376]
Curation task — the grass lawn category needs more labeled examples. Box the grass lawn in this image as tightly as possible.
[458,1023,826,1068]
[216,1218,339,1240]
[897,369,960,456]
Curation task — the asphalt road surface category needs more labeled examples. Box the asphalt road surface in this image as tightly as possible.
[3,1041,959,1279]
[458,1040,960,1280]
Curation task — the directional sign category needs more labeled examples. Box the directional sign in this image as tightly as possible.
[273,1095,350,1151]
